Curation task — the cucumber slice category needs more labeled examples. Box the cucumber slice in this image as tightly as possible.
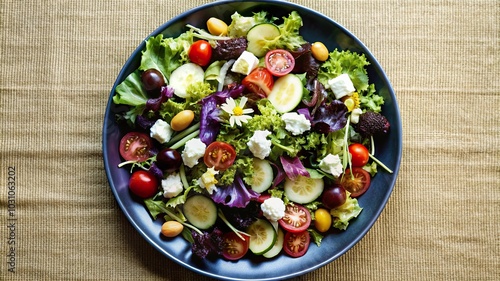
[262,227,284,258]
[183,194,217,230]
[169,62,205,98]
[246,23,280,57]
[267,74,304,113]
[251,158,274,193]
[284,175,324,204]
[246,218,277,255]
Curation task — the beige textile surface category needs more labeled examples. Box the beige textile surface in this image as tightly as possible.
[0,0,498,280]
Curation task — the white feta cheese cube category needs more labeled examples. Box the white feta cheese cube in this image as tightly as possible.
[328,73,355,99]
[161,173,183,198]
[281,112,311,136]
[247,130,272,160]
[231,51,259,75]
[181,138,206,168]
[150,119,173,144]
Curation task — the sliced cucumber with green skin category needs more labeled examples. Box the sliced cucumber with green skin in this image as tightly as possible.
[284,175,324,204]
[246,23,280,57]
[183,194,217,230]
[246,218,277,255]
[262,227,284,258]
[169,62,205,98]
[267,74,304,113]
[251,158,274,193]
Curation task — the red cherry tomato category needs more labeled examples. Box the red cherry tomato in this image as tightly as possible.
[128,170,159,198]
[278,204,311,233]
[283,230,310,258]
[222,232,250,260]
[241,67,274,97]
[189,40,212,67]
[349,143,369,167]
[340,167,371,198]
[119,132,153,162]
[265,49,295,77]
[203,141,236,171]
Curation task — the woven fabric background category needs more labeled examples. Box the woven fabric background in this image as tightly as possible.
[0,0,498,280]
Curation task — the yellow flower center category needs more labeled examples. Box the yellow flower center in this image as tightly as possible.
[233,106,244,116]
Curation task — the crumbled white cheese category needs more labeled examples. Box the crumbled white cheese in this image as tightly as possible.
[319,154,343,177]
[281,112,311,136]
[328,73,355,99]
[260,197,285,222]
[231,51,259,75]
[247,130,272,159]
[350,108,363,124]
[181,138,206,168]
[150,119,173,144]
[198,167,219,195]
[161,173,183,198]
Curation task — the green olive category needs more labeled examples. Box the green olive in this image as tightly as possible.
[207,17,228,36]
[311,42,329,62]
[170,110,194,131]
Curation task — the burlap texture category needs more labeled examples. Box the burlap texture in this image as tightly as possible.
[1,0,498,280]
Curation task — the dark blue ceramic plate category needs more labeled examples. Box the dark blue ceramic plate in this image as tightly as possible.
[103,0,402,280]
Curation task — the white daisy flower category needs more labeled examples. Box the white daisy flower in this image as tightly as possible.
[220,97,254,127]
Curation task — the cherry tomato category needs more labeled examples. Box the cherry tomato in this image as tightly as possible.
[283,230,310,258]
[340,167,371,198]
[241,67,274,97]
[349,143,369,167]
[278,204,311,233]
[129,170,159,198]
[119,132,153,162]
[222,232,250,260]
[189,40,212,67]
[203,141,236,171]
[265,49,295,77]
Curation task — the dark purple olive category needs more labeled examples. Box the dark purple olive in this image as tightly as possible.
[156,148,182,172]
[141,69,165,91]
[321,184,347,209]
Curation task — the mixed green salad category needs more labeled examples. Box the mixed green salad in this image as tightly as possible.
[112,10,392,260]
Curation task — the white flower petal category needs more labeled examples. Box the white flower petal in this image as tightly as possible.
[242,108,254,114]
[239,96,248,108]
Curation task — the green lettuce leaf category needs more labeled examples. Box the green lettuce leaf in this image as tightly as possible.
[330,194,363,230]
[227,11,268,37]
[139,32,193,81]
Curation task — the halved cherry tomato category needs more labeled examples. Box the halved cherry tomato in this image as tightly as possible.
[203,141,236,171]
[265,49,295,77]
[129,170,159,198]
[349,143,369,167]
[283,230,310,258]
[278,204,311,233]
[340,167,371,198]
[222,232,250,260]
[119,132,153,162]
[241,67,274,97]
[189,40,212,67]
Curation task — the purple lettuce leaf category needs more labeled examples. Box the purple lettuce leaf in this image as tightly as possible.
[211,176,259,208]
[311,100,348,134]
[269,161,286,188]
[199,84,245,145]
[145,85,174,112]
[191,227,224,259]
[280,156,310,181]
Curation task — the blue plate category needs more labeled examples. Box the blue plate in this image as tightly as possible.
[103,0,402,280]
